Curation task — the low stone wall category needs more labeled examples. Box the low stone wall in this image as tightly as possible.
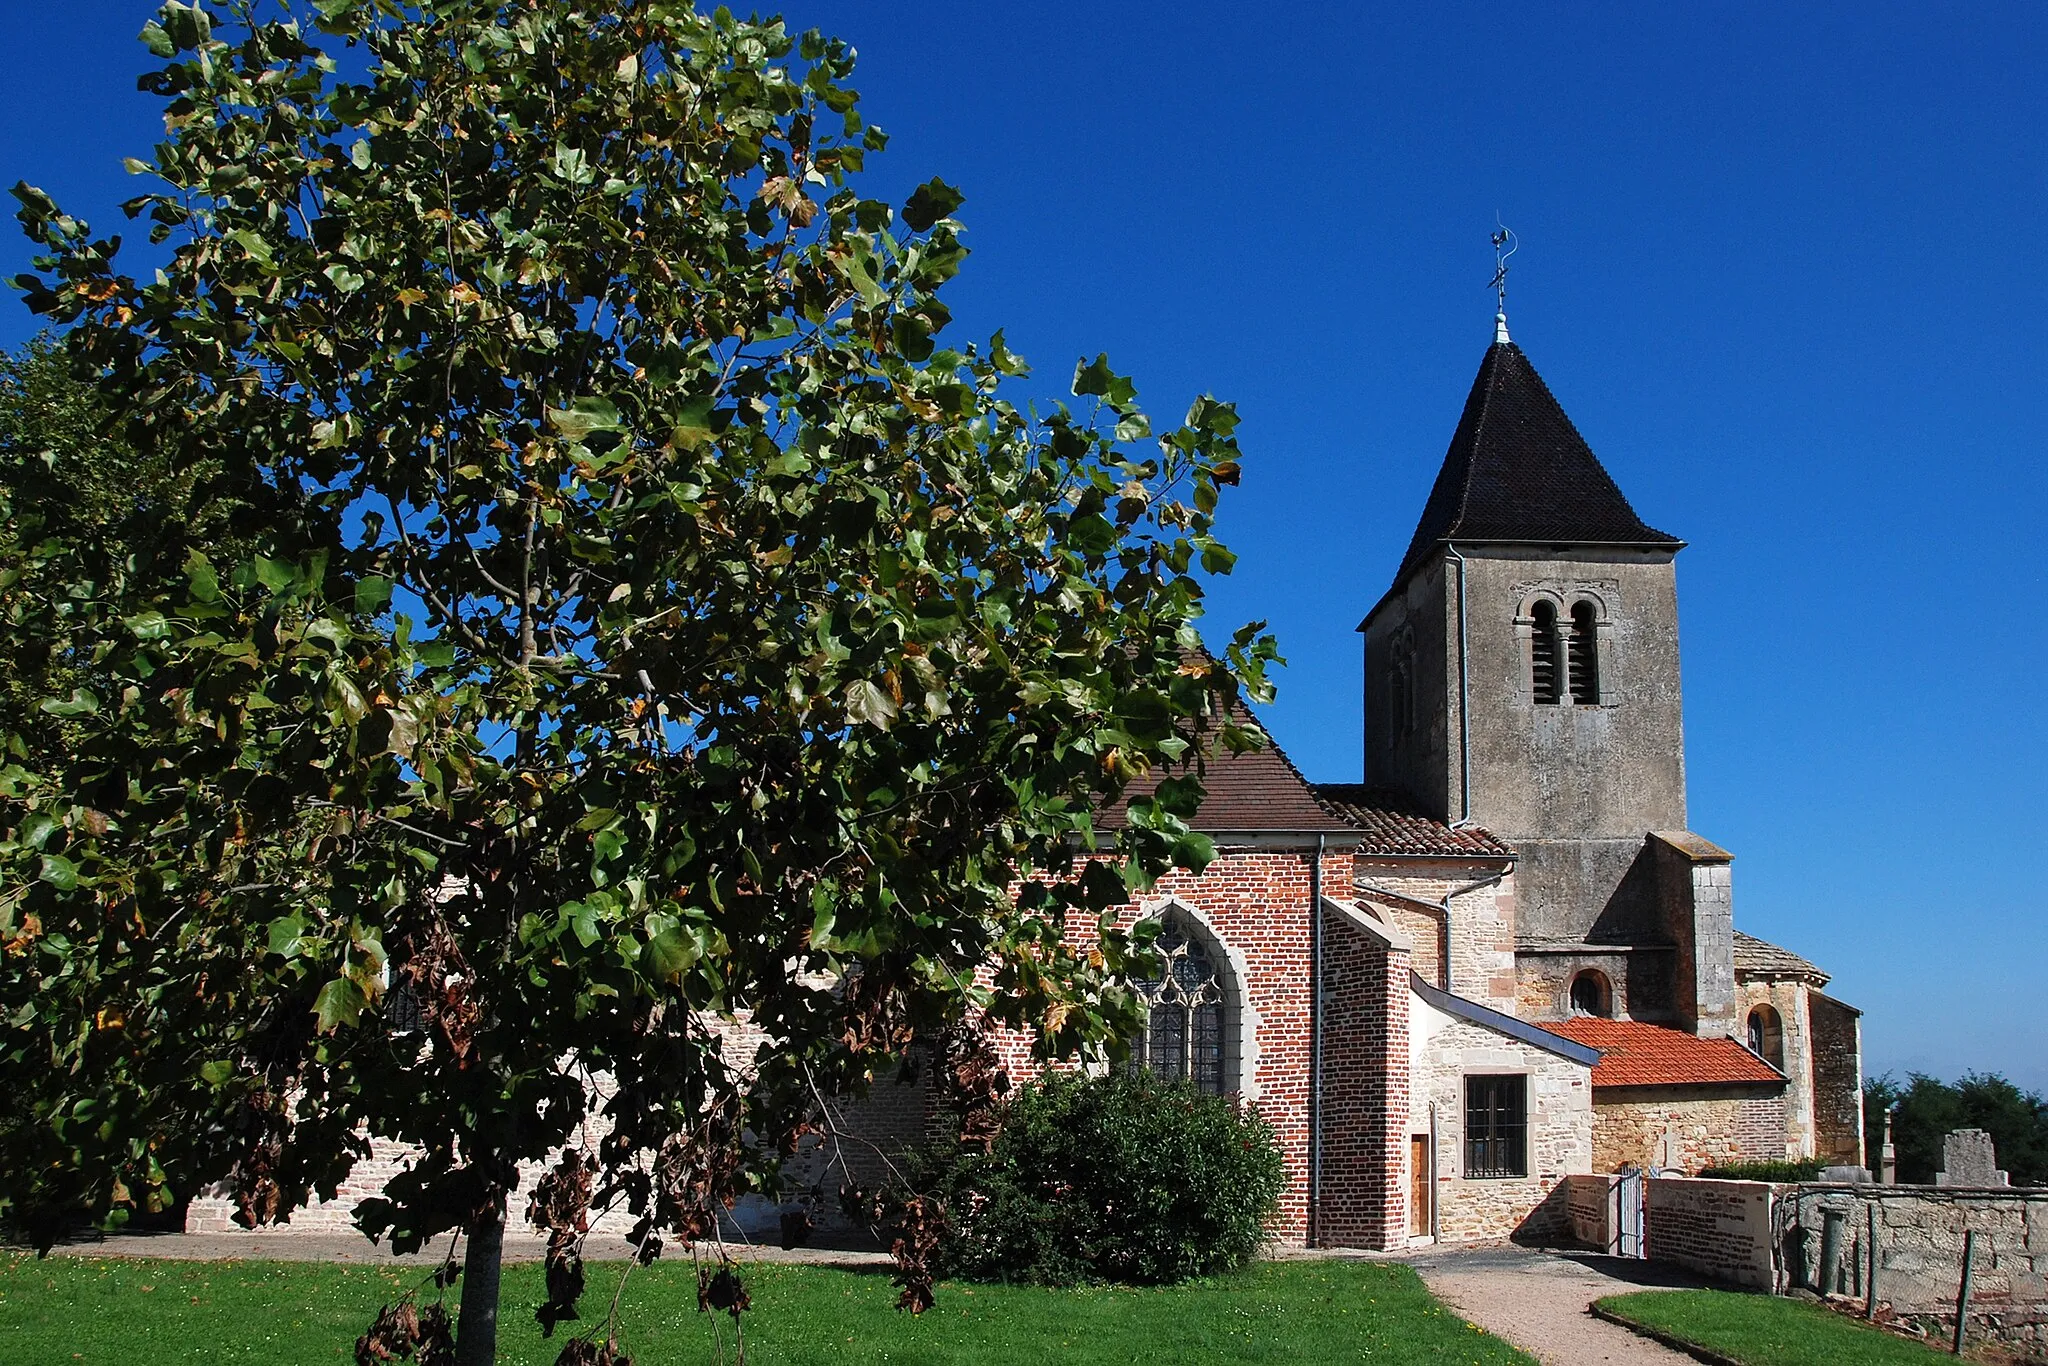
[1593,1085,1786,1172]
[1563,1173,1619,1253]
[1776,1184,2048,1351]
[1644,1177,1774,1289]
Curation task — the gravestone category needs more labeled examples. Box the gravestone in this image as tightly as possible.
[1935,1128,2009,1187]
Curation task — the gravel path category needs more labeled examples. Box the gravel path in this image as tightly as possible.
[1404,1245,1707,1366]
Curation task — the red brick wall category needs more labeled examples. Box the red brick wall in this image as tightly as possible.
[991,845,1356,1244]
[1315,905,1410,1248]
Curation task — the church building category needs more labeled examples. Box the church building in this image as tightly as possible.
[1067,310,1866,1248]
[189,314,1866,1253]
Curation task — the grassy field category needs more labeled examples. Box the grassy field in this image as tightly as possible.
[1597,1289,1962,1366]
[0,1254,1536,1365]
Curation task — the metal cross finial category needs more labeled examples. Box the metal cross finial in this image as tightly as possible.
[1489,218,1517,343]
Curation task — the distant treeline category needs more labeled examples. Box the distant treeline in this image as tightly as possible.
[1865,1072,2048,1187]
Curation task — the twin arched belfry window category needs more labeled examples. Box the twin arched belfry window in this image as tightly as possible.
[1530,599,1602,705]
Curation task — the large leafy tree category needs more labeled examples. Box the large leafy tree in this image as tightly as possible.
[2,1,1272,1361]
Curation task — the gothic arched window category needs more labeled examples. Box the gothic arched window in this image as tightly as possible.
[1132,914,1230,1095]
[1746,1005,1785,1069]
[1530,601,1563,705]
[1568,600,1601,704]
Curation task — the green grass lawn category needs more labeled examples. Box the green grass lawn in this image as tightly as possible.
[1596,1289,1960,1366]
[0,1254,1535,1365]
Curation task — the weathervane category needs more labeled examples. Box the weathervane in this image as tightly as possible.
[1489,218,1517,343]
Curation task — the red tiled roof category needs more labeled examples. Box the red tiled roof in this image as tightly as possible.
[1314,785,1515,858]
[1096,709,1356,836]
[1545,1018,1786,1088]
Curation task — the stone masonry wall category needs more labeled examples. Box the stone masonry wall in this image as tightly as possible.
[1646,1177,1775,1288]
[1593,1085,1786,1173]
[190,847,1353,1249]
[1807,993,1864,1166]
[1411,1006,1594,1243]
[1776,1185,2048,1350]
[1351,858,1517,1015]
[1735,977,1813,1159]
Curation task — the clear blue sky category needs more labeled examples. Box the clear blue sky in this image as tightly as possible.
[4,3,2044,1090]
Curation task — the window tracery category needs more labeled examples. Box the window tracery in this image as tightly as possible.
[1132,914,1229,1095]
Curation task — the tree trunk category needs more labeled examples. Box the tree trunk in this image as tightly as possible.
[456,1199,506,1366]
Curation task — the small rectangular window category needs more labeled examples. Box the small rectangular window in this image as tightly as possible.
[1464,1075,1528,1178]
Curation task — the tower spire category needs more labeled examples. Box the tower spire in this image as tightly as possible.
[1489,219,1516,344]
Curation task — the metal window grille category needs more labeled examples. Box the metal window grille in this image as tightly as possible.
[1132,917,1227,1096]
[1464,1075,1528,1178]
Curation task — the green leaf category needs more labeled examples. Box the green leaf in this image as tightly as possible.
[313,977,367,1033]
[643,922,699,981]
[124,611,170,641]
[1063,513,1117,557]
[546,396,623,440]
[138,21,175,57]
[901,178,964,232]
[160,2,211,50]
[552,143,593,186]
[844,678,898,729]
[354,576,394,615]
[890,312,933,361]
[185,549,220,603]
[39,689,100,718]
[199,1060,234,1085]
[38,853,79,890]
[253,556,295,592]
[267,912,308,958]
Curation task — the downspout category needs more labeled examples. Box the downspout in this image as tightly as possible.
[1446,543,1473,826]
[1309,833,1325,1249]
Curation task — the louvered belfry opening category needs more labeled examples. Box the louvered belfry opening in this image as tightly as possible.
[1568,600,1600,704]
[1530,601,1563,704]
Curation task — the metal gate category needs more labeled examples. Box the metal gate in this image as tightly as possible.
[1615,1167,1646,1259]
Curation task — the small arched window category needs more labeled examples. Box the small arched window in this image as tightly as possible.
[1132,913,1230,1095]
[1530,601,1563,705]
[1568,600,1601,704]
[1746,1005,1784,1069]
[1569,970,1611,1018]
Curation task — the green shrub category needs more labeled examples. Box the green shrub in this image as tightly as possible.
[1694,1158,1830,1182]
[913,1070,1285,1286]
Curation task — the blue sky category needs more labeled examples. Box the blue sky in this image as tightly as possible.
[4,3,2044,1089]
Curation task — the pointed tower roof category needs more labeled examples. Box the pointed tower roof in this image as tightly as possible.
[1393,340,1682,584]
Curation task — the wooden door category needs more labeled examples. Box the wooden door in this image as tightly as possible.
[1409,1134,1432,1237]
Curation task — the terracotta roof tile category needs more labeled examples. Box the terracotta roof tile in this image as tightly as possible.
[1314,785,1515,858]
[1733,931,1829,985]
[1096,710,1356,836]
[1545,1018,1786,1088]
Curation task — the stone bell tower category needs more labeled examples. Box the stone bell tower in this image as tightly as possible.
[1360,313,1730,1031]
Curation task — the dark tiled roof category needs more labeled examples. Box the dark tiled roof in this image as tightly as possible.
[1547,1018,1786,1088]
[1314,784,1515,858]
[1394,342,1683,583]
[1733,931,1830,985]
[1096,709,1356,836]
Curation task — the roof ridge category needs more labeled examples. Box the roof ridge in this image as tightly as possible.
[1385,340,1683,592]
